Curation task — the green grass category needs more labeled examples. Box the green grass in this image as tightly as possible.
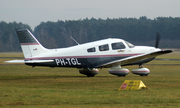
[0,52,23,57]
[0,52,180,107]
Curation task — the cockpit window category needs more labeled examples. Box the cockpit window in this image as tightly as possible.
[111,42,126,50]
[87,47,96,52]
[99,44,109,51]
[125,41,135,48]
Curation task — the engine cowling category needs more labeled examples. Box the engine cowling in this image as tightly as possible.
[79,68,99,77]
[109,68,129,77]
[132,68,150,76]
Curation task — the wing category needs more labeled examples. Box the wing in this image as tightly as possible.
[5,60,54,63]
[99,49,173,68]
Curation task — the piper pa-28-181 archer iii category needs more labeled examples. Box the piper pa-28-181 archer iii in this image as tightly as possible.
[6,29,173,77]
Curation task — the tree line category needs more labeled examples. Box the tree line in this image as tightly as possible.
[0,16,180,52]
[0,21,32,52]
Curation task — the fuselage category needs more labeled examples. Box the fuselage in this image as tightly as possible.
[25,38,161,68]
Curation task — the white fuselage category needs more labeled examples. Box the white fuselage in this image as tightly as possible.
[25,38,160,60]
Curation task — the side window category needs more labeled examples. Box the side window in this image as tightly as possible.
[87,47,96,52]
[99,44,109,51]
[111,42,126,50]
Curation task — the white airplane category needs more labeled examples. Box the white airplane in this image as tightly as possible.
[6,29,173,77]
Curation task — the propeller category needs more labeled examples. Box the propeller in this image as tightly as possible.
[155,31,161,48]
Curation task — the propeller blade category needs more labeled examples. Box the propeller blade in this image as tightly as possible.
[155,31,161,48]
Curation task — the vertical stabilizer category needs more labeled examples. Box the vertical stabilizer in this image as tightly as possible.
[16,29,48,58]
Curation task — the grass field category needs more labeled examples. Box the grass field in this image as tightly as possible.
[0,51,180,108]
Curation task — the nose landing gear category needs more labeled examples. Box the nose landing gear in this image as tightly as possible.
[132,64,150,76]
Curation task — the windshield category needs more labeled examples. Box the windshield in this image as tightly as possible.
[125,41,135,48]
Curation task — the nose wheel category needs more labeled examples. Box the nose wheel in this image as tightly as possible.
[132,64,150,76]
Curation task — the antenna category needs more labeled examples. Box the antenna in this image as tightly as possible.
[70,36,80,45]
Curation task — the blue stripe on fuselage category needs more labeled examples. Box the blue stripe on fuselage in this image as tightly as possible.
[25,56,130,68]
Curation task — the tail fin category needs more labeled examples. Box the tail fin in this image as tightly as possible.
[16,29,48,58]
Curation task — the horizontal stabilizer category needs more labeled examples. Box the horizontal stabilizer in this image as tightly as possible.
[5,60,54,63]
[4,60,25,63]
[25,60,54,63]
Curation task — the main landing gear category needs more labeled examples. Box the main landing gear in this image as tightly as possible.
[79,68,99,77]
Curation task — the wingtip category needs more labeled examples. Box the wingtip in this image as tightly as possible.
[161,49,173,53]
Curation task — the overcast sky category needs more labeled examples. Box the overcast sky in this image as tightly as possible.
[1,0,180,30]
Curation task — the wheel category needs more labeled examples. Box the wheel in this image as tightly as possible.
[87,75,94,77]
[140,74,148,76]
